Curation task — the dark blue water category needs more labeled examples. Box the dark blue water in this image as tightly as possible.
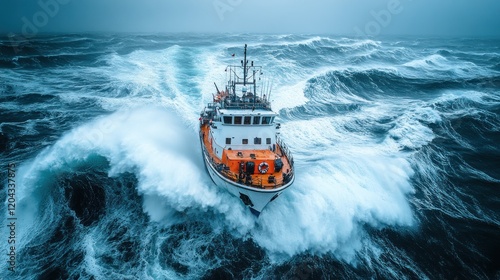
[1,34,499,279]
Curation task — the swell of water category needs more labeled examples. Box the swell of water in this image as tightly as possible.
[1,34,499,279]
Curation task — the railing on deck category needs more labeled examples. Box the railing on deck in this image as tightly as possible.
[220,167,284,189]
[277,137,294,169]
[210,137,225,155]
[223,98,271,110]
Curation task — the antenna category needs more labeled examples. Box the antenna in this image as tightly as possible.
[267,79,274,102]
[262,81,265,100]
[253,69,257,95]
[263,80,269,101]
[243,44,247,86]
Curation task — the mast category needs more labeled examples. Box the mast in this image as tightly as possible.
[243,44,248,86]
[223,44,266,109]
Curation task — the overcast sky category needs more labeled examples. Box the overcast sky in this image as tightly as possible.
[1,0,499,37]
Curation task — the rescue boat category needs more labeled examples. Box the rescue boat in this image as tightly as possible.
[199,44,295,216]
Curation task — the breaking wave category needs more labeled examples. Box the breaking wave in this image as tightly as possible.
[1,34,499,279]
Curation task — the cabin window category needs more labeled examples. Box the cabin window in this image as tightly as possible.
[223,116,232,124]
[244,116,252,124]
[234,116,242,125]
[266,138,271,144]
[262,116,271,124]
[226,138,231,145]
[253,116,261,125]
[254,137,261,144]
[242,139,248,144]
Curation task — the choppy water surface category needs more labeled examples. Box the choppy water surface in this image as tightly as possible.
[0,34,499,279]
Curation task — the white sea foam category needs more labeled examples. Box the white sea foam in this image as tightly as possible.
[402,54,491,78]
[13,107,255,243]
[11,99,419,267]
[251,113,416,262]
[7,40,440,272]
[403,54,449,69]
[384,105,441,150]
[433,90,488,105]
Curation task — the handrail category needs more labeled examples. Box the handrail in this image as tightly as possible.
[210,135,225,153]
[223,100,271,110]
[277,137,294,169]
[223,144,272,150]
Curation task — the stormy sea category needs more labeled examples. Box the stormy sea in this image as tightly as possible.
[0,34,499,279]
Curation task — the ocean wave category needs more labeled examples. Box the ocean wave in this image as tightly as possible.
[402,53,495,80]
[1,34,499,279]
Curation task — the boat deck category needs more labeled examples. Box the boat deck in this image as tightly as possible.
[200,124,292,189]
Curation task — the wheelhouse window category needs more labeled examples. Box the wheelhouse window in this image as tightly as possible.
[244,116,252,124]
[234,116,242,125]
[242,139,248,144]
[253,116,261,125]
[226,138,231,145]
[223,116,232,124]
[266,138,271,144]
[262,116,271,124]
[254,137,262,144]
